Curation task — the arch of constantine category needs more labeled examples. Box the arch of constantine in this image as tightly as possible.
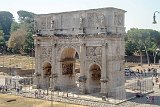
[33,7,126,97]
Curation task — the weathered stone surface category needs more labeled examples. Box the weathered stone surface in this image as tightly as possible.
[33,7,126,99]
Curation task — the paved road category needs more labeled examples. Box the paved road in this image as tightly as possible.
[0,72,160,107]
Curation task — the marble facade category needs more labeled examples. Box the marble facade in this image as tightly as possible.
[33,7,126,96]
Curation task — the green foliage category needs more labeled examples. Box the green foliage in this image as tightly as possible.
[0,30,5,46]
[10,21,20,33]
[0,11,13,35]
[8,24,27,49]
[125,41,137,55]
[126,28,160,55]
[126,28,160,64]
[8,10,34,54]
[0,24,2,30]
[17,10,35,22]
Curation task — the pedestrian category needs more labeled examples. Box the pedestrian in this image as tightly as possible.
[43,91,45,98]
[151,96,154,103]
[35,90,38,98]
[144,69,146,76]
[155,69,158,77]
[141,70,143,76]
[137,69,140,74]
[146,95,150,102]
[39,89,41,98]
[156,77,159,83]
[0,85,2,92]
[67,93,68,97]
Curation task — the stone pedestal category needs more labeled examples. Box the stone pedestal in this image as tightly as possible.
[78,75,87,94]
[100,79,108,95]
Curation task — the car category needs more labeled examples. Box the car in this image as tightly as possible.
[124,68,135,76]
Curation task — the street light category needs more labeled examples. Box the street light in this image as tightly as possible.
[153,48,160,65]
[153,11,160,24]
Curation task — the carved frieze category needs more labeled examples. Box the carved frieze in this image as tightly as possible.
[41,47,52,62]
[41,17,46,29]
[100,14,106,28]
[114,12,123,26]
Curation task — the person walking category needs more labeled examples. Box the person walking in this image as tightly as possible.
[151,96,154,103]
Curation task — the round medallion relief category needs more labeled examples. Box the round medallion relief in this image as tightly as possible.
[95,47,102,56]
[87,47,95,56]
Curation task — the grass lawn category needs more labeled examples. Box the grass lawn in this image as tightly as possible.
[0,93,88,107]
[0,55,35,70]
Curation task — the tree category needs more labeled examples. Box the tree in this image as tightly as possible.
[126,28,160,65]
[10,21,20,33]
[149,30,160,64]
[17,10,35,23]
[127,28,144,65]
[125,40,137,56]
[0,30,5,52]
[0,30,5,44]
[0,11,13,36]
[8,24,27,53]
[8,10,35,54]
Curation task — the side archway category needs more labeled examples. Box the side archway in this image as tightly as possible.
[43,62,52,77]
[42,62,52,89]
[89,63,101,93]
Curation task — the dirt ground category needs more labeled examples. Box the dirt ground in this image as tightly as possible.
[0,93,88,107]
[125,62,160,71]
[0,55,35,69]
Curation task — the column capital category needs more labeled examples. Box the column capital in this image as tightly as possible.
[80,43,86,47]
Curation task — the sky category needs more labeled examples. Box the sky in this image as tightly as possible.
[1,0,160,31]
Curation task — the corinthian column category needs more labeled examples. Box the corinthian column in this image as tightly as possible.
[79,43,87,94]
[100,43,108,94]
[80,43,85,76]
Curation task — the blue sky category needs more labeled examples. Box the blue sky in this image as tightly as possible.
[1,0,160,31]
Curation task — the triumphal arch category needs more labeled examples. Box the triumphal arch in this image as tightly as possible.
[33,7,126,96]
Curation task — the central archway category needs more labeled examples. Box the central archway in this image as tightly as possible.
[60,47,80,88]
[89,64,101,93]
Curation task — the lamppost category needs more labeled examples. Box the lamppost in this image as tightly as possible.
[154,48,160,65]
[153,11,160,24]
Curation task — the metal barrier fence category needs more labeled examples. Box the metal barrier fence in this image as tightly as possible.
[125,78,153,97]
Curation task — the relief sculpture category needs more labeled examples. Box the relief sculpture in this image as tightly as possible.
[62,63,73,75]
[114,12,123,26]
[86,46,102,56]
